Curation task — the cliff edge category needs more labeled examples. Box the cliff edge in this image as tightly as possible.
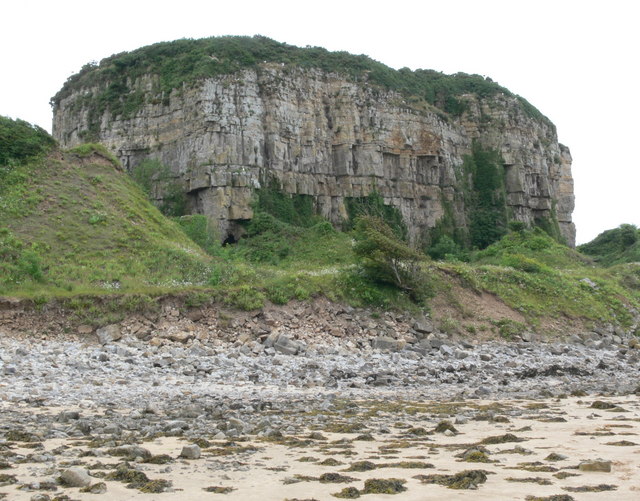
[51,36,575,247]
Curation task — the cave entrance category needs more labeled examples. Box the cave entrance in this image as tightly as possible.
[223,234,237,246]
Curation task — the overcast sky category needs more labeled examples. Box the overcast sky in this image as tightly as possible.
[2,0,638,244]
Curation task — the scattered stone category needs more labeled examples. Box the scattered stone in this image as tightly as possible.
[60,467,91,487]
[179,444,201,459]
[80,482,107,494]
[96,324,121,345]
[578,460,612,472]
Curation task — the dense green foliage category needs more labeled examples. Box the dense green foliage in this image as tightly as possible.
[465,144,508,249]
[578,224,640,266]
[175,215,220,256]
[0,228,44,286]
[130,159,187,216]
[345,191,407,239]
[255,178,317,227]
[0,116,55,167]
[353,216,430,302]
[51,36,549,126]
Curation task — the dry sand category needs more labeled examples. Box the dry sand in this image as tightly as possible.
[2,396,639,500]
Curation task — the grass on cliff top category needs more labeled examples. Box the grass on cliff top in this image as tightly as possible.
[51,35,549,125]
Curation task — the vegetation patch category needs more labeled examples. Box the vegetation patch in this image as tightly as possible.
[480,433,524,445]
[333,486,361,499]
[361,478,407,494]
[203,486,236,493]
[562,484,617,492]
[505,477,552,485]
[415,469,490,489]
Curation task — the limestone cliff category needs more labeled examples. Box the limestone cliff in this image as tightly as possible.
[51,37,575,246]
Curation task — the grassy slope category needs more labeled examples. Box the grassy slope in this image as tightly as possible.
[0,145,212,295]
[578,224,640,266]
[435,229,640,330]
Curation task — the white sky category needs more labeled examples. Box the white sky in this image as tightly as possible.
[2,0,638,244]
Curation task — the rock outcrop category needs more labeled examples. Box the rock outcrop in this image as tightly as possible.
[52,39,575,246]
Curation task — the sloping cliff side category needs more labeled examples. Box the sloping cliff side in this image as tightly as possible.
[51,37,575,247]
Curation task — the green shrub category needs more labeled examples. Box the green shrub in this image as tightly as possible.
[465,144,508,249]
[500,253,547,273]
[0,228,45,286]
[177,215,221,255]
[345,191,407,240]
[336,269,394,307]
[68,143,120,167]
[255,178,317,227]
[578,224,640,266]
[225,285,265,310]
[494,319,527,339]
[129,158,187,217]
[427,235,467,261]
[353,216,430,302]
[0,116,55,166]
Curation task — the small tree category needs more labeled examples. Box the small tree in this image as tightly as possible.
[353,216,430,301]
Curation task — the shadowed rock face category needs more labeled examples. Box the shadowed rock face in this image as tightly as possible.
[52,64,575,246]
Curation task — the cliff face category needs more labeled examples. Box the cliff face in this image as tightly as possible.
[52,63,575,246]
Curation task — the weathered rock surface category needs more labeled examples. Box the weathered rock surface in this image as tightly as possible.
[53,61,575,245]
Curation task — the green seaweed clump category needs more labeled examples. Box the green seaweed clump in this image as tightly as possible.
[480,433,523,444]
[139,479,172,493]
[319,473,357,483]
[5,430,38,442]
[416,469,489,489]
[105,464,149,488]
[383,461,434,469]
[590,401,617,410]
[332,486,361,499]
[361,478,407,494]
[344,461,377,472]
[0,474,18,486]
[319,458,344,466]
[434,421,458,434]
[562,484,617,492]
[525,496,575,501]
[203,486,235,493]
[505,477,552,485]
[144,454,174,464]
[463,451,492,463]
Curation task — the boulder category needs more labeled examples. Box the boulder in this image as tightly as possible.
[179,444,201,459]
[579,459,612,472]
[372,336,398,351]
[273,335,301,355]
[60,467,92,487]
[96,324,121,345]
